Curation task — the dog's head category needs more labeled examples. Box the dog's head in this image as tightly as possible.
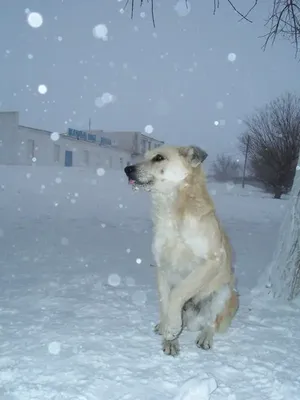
[124,145,208,192]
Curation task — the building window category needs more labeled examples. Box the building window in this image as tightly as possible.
[148,141,151,150]
[83,150,89,166]
[27,139,35,160]
[120,157,124,168]
[54,144,60,162]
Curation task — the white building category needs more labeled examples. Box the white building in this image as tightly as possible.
[89,129,164,162]
[0,112,163,169]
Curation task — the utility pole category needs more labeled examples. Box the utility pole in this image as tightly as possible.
[242,134,250,188]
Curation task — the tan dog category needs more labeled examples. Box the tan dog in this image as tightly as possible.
[124,145,238,356]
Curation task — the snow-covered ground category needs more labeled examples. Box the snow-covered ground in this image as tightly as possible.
[1,166,299,400]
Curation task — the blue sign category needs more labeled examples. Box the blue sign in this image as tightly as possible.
[68,128,96,143]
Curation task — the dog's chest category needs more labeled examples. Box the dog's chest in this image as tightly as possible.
[152,210,208,272]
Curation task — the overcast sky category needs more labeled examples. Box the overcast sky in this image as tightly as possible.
[1,0,299,160]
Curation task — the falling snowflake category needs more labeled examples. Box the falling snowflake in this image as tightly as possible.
[144,125,154,134]
[57,36,63,41]
[216,101,224,110]
[92,24,108,41]
[48,341,61,355]
[126,248,131,253]
[297,165,300,171]
[95,93,116,108]
[55,177,62,184]
[140,12,146,18]
[38,84,47,95]
[174,0,191,17]
[228,53,237,62]
[26,173,31,179]
[27,54,33,59]
[32,157,37,163]
[214,121,219,126]
[96,167,105,176]
[50,132,60,141]
[101,223,106,228]
[27,12,43,28]
[108,273,121,287]
[136,258,142,264]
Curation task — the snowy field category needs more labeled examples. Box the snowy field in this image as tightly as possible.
[1,165,300,400]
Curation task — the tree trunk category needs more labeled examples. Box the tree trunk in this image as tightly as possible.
[266,166,300,300]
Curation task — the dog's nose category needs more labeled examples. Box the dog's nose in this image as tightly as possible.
[124,165,136,176]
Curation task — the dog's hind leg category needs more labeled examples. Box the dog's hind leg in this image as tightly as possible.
[192,285,234,350]
[195,326,215,350]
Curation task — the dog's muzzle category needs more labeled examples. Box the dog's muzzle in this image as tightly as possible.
[124,165,137,184]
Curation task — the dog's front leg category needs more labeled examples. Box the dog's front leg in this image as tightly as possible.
[163,259,225,341]
[155,268,180,356]
[154,268,170,334]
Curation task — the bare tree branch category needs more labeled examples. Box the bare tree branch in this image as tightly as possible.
[226,0,256,23]
[125,0,257,27]
[125,1,300,57]
[261,0,300,58]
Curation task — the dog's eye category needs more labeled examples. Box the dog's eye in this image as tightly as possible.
[152,154,165,162]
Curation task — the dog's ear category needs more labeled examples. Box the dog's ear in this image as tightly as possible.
[179,146,208,167]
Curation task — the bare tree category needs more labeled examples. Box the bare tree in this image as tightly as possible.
[239,93,300,199]
[125,0,300,56]
[211,154,241,182]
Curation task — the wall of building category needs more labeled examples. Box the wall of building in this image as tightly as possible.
[0,112,132,169]
[0,111,19,164]
[91,130,164,156]
[17,126,131,169]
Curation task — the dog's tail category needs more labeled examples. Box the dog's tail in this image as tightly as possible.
[214,289,239,334]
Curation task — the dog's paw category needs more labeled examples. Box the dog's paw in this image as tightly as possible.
[154,322,162,335]
[162,339,180,357]
[196,329,214,350]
